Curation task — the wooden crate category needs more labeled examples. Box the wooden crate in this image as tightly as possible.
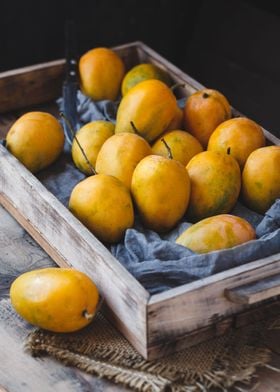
[0,41,280,360]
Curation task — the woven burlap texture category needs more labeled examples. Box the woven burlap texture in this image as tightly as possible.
[25,311,274,392]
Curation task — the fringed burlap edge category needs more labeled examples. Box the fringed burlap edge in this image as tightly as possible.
[25,336,274,392]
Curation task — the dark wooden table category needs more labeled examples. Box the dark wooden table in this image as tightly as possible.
[0,204,280,392]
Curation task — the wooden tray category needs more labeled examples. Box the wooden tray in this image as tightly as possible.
[0,41,280,360]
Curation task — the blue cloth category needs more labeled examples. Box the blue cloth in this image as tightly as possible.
[57,91,118,127]
[111,201,280,293]
[54,92,280,294]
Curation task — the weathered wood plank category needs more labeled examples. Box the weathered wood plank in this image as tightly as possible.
[147,254,280,359]
[0,60,65,113]
[146,300,280,360]
[225,273,280,304]
[0,41,138,115]
[136,42,202,97]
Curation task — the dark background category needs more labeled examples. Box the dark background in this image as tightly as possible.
[1,0,280,136]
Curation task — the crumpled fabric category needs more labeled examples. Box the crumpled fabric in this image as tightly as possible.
[111,201,280,293]
[256,199,280,237]
[54,91,280,294]
[57,90,118,126]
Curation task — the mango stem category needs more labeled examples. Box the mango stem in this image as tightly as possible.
[161,138,173,159]
[130,121,141,135]
[82,310,94,320]
[60,112,96,175]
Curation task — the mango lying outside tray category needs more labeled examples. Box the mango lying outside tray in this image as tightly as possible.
[0,41,280,360]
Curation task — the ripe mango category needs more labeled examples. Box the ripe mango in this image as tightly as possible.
[10,268,99,332]
[186,151,241,222]
[115,79,177,142]
[131,155,191,232]
[176,214,255,253]
[95,132,152,189]
[69,174,134,243]
[242,146,280,214]
[6,112,65,173]
[183,89,231,148]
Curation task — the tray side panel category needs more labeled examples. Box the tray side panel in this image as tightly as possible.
[0,145,149,358]
[147,298,280,360]
[0,60,65,114]
[147,255,280,359]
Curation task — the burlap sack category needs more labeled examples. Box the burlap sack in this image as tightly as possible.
[25,310,279,392]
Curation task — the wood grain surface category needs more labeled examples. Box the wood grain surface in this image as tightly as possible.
[0,60,65,114]
[225,273,280,304]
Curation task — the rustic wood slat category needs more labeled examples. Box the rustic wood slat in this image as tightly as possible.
[0,60,65,113]
[147,254,280,359]
[136,42,203,96]
[225,273,280,305]
[146,300,280,360]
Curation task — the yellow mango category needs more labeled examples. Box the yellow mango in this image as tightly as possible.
[121,63,171,96]
[10,268,99,332]
[208,117,265,169]
[183,89,231,148]
[69,174,134,243]
[79,47,125,101]
[186,151,241,222]
[242,146,280,214]
[152,130,203,166]
[176,214,255,253]
[6,111,64,173]
[72,120,115,175]
[115,79,177,142]
[95,132,152,189]
[131,155,191,232]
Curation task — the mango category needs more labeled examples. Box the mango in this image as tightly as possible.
[208,117,265,169]
[242,146,280,214]
[10,268,99,332]
[72,120,115,175]
[121,63,171,96]
[95,132,152,189]
[69,174,134,243]
[186,151,241,222]
[115,79,178,142]
[6,111,65,173]
[79,47,125,101]
[176,214,255,253]
[183,89,231,148]
[131,155,191,232]
[152,130,203,166]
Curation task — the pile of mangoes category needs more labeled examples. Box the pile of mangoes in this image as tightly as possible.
[6,47,280,333]
[6,46,280,252]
